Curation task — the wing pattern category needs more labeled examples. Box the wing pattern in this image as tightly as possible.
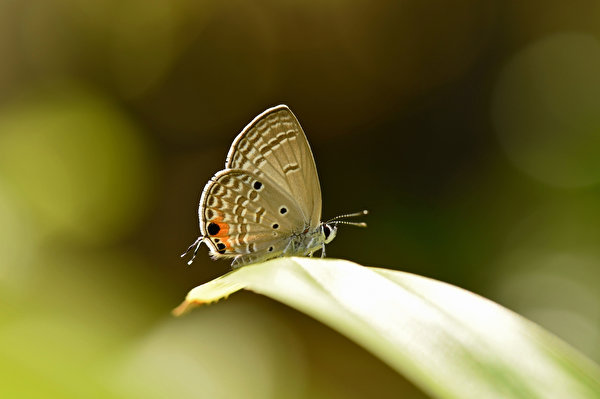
[225,105,322,227]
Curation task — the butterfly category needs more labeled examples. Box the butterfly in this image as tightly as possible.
[182,105,367,268]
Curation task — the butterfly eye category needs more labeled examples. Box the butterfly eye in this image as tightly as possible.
[323,225,331,239]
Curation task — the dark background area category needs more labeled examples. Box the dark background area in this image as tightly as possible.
[1,1,599,397]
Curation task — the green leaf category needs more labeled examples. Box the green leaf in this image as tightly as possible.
[174,257,600,399]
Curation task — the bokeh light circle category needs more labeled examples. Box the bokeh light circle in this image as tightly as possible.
[0,84,155,244]
[492,33,600,188]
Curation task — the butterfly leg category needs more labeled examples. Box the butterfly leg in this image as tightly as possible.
[320,243,326,258]
[181,236,204,265]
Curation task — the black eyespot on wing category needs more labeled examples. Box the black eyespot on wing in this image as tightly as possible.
[214,238,220,242]
[207,222,220,236]
[268,246,273,252]
[216,242,226,254]
[253,181,262,190]
[279,207,287,214]
[323,225,331,239]
[272,223,279,229]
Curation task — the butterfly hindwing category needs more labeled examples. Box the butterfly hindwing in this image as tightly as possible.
[226,105,322,228]
[199,169,305,265]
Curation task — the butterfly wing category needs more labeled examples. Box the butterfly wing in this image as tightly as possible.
[199,169,306,267]
[225,105,322,228]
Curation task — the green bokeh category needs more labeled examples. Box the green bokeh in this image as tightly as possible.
[1,1,599,397]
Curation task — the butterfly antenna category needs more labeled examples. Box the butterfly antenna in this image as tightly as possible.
[327,210,368,223]
[330,220,367,228]
[181,236,204,266]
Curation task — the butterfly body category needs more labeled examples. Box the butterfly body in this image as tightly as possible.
[184,105,364,268]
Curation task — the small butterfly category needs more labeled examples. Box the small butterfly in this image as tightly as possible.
[182,105,367,268]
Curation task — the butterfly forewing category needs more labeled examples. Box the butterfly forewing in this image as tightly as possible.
[226,105,322,228]
[199,169,305,263]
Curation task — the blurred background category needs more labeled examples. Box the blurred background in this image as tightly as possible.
[1,0,600,397]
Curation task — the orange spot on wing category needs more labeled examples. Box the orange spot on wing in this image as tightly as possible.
[210,214,232,249]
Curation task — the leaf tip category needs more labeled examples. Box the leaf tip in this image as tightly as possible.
[172,299,198,316]
[174,298,217,315]
[173,277,248,316]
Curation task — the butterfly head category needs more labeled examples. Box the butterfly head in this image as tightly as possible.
[321,223,338,244]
